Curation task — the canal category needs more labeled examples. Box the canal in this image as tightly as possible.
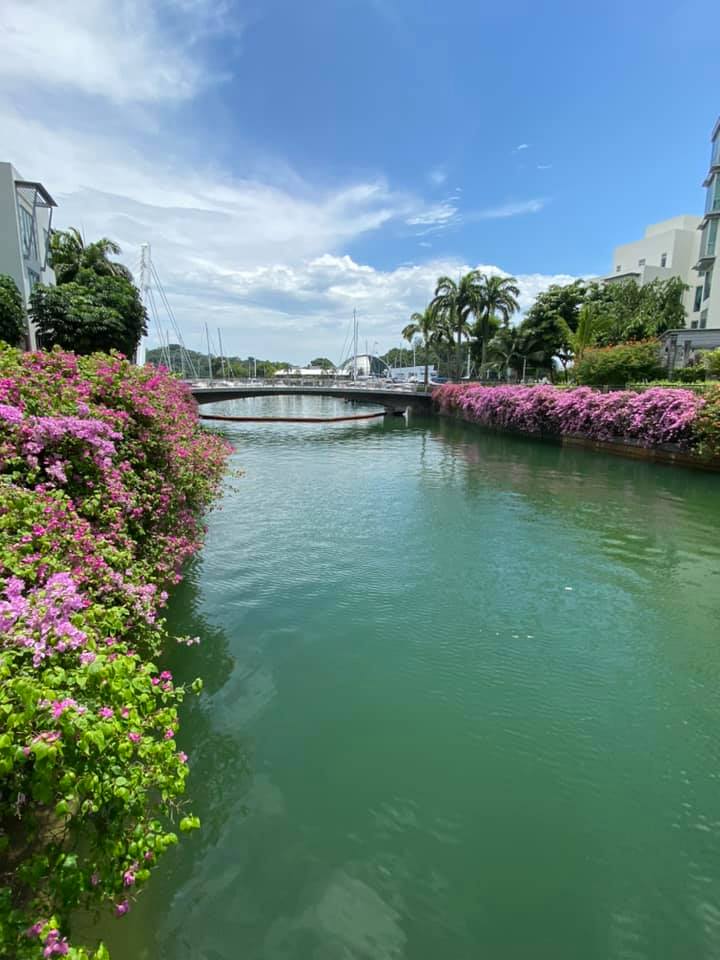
[94,395,720,959]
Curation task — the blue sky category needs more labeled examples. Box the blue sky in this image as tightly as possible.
[0,0,718,361]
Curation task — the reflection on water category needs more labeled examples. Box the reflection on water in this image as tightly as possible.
[90,396,720,960]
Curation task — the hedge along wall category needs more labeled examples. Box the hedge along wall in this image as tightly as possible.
[0,347,231,959]
[433,383,720,458]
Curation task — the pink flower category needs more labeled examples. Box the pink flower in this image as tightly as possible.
[115,900,130,917]
[164,728,175,740]
[160,670,172,681]
[120,706,130,719]
[128,732,141,743]
[26,921,44,938]
[122,865,137,886]
[98,706,114,719]
[177,751,188,763]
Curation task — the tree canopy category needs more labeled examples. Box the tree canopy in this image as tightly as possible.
[32,231,147,356]
[0,274,26,345]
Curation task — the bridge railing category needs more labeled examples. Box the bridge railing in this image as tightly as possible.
[186,377,436,394]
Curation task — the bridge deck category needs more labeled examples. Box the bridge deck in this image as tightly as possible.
[190,383,435,410]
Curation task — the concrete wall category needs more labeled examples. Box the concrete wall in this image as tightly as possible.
[0,162,56,348]
[661,327,720,370]
[0,163,25,302]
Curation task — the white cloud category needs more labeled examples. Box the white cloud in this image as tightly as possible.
[406,201,459,227]
[1,106,573,361]
[537,164,553,170]
[0,0,228,103]
[428,168,447,186]
[513,143,530,152]
[0,3,573,364]
[471,198,546,220]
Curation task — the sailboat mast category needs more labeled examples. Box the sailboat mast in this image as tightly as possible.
[205,322,212,382]
[218,329,227,379]
[352,309,358,380]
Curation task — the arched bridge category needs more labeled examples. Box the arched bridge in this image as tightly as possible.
[190,382,435,415]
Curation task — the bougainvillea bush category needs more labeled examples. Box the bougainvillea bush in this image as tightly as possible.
[0,346,231,958]
[433,383,716,451]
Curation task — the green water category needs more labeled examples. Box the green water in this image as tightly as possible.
[94,396,720,960]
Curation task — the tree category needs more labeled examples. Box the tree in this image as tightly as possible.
[517,310,571,376]
[30,270,147,356]
[632,276,688,337]
[526,281,587,334]
[310,357,335,370]
[568,303,597,362]
[0,274,26,345]
[474,274,520,375]
[402,307,440,385]
[50,228,132,284]
[431,271,484,378]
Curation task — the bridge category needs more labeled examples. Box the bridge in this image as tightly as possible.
[189,381,436,415]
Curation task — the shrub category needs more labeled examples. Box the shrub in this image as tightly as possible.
[0,275,26,346]
[693,385,720,457]
[701,348,720,379]
[0,346,231,958]
[671,365,706,383]
[572,340,664,387]
[433,383,704,449]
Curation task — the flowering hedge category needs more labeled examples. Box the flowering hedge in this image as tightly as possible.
[0,346,231,958]
[433,383,720,452]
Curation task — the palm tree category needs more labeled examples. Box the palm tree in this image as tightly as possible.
[568,304,596,362]
[50,228,127,284]
[402,306,439,386]
[431,271,484,379]
[475,274,521,377]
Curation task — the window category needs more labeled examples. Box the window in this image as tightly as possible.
[18,206,38,260]
[660,253,667,267]
[26,269,40,290]
[702,219,718,258]
[616,265,622,273]
[694,285,703,311]
[705,176,720,214]
[705,269,713,301]
[638,258,646,267]
[700,310,708,329]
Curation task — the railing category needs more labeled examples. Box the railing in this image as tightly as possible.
[186,377,436,394]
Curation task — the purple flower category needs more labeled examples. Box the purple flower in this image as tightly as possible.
[115,900,130,917]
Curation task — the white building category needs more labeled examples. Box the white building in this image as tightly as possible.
[0,162,57,348]
[604,117,719,335]
[695,116,720,332]
[607,215,702,321]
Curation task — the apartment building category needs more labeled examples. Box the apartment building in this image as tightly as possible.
[0,162,57,347]
[605,117,719,342]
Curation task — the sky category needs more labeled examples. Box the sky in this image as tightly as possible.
[1,0,718,364]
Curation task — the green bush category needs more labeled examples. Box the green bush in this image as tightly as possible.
[693,385,720,457]
[0,275,26,346]
[572,340,664,387]
[701,348,720,379]
[0,346,230,958]
[671,365,706,383]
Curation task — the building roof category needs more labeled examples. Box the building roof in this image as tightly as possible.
[14,179,57,207]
